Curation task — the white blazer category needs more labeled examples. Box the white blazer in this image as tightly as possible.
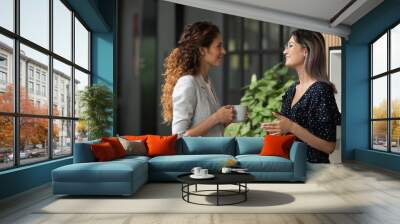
[172,74,224,137]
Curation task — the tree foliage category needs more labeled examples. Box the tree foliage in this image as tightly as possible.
[224,63,295,137]
[0,85,59,150]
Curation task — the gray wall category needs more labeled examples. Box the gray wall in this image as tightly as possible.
[117,0,143,135]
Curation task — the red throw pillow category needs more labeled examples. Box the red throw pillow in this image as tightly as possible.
[91,142,118,161]
[260,134,296,159]
[146,135,177,157]
[101,137,127,158]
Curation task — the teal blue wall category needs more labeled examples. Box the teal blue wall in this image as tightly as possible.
[343,0,400,171]
[0,0,116,200]
[0,158,72,199]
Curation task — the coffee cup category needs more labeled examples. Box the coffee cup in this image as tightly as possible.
[221,167,232,174]
[233,105,247,123]
[199,169,208,176]
[191,167,202,176]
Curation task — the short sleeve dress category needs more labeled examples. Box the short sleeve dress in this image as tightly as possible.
[281,81,341,163]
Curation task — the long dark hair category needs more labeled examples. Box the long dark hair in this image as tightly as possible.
[291,29,337,93]
[161,22,220,124]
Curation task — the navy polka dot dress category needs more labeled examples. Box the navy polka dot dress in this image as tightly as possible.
[281,81,341,163]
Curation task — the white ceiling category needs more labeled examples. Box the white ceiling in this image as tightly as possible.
[162,0,384,38]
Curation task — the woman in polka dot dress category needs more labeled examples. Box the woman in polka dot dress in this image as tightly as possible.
[261,29,341,163]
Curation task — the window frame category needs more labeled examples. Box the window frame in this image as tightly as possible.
[0,0,92,171]
[369,20,400,154]
[223,15,291,105]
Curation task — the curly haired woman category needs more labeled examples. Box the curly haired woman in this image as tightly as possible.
[161,21,234,137]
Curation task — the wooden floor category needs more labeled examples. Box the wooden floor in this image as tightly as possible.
[1,162,400,224]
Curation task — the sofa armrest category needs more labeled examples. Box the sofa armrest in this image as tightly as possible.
[289,141,307,181]
[73,140,100,163]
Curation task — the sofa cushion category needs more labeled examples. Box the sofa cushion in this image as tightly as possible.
[147,135,177,157]
[73,140,100,163]
[101,137,127,158]
[236,155,293,172]
[177,137,235,155]
[235,137,263,155]
[91,142,118,161]
[118,137,147,156]
[260,135,296,159]
[148,154,235,172]
[52,159,147,183]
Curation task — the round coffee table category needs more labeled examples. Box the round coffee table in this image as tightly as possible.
[177,172,255,206]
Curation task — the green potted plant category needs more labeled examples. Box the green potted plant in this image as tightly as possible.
[224,63,295,137]
[79,84,113,140]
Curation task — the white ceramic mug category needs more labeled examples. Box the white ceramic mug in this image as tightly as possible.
[221,167,232,174]
[233,105,247,123]
[191,167,202,176]
[199,169,208,176]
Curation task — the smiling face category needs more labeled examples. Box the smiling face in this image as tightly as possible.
[201,35,226,67]
[283,36,308,69]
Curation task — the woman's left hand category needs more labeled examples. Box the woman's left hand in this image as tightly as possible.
[260,112,294,135]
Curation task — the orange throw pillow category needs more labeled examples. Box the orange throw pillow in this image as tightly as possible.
[101,137,127,158]
[91,142,117,161]
[146,135,177,157]
[260,134,296,159]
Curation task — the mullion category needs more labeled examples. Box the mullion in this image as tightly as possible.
[388,29,392,152]
[71,9,76,156]
[14,0,20,167]
[49,0,53,160]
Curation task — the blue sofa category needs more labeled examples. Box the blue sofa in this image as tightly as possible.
[52,137,307,196]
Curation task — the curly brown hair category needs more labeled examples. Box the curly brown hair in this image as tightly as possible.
[161,21,220,124]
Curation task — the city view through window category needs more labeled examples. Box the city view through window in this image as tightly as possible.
[0,0,90,170]
[371,23,400,153]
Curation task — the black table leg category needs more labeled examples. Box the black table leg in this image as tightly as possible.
[217,184,219,206]
[245,183,247,201]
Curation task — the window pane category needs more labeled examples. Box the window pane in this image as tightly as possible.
[53,0,72,60]
[75,18,89,70]
[0,0,14,31]
[53,59,72,117]
[262,23,280,50]
[20,117,49,165]
[391,120,400,153]
[53,119,72,158]
[75,120,88,143]
[243,54,259,86]
[243,19,259,50]
[372,33,387,76]
[227,54,241,104]
[0,34,14,112]
[282,26,296,45]
[372,121,388,151]
[74,69,89,118]
[20,44,49,115]
[262,54,281,74]
[391,24,400,70]
[0,116,13,170]
[372,76,387,119]
[392,72,400,118]
[226,16,241,52]
[20,0,49,49]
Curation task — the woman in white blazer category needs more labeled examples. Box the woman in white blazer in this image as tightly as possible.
[161,22,234,137]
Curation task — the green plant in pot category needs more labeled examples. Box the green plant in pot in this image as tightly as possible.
[224,63,295,137]
[79,84,113,140]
